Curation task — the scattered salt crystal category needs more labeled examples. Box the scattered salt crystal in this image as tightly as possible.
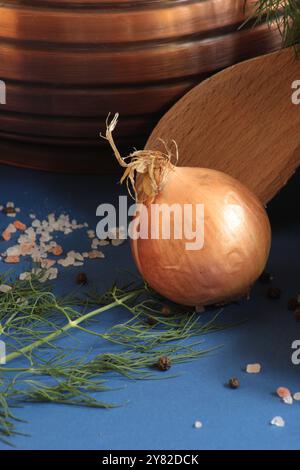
[0,284,12,293]
[283,395,293,405]
[5,255,20,263]
[277,387,291,398]
[270,416,285,428]
[91,238,99,249]
[47,268,58,280]
[31,219,41,228]
[87,230,95,239]
[6,246,21,257]
[64,228,73,235]
[82,252,89,258]
[73,261,84,267]
[19,272,31,281]
[246,363,261,374]
[2,229,11,241]
[74,252,84,261]
[67,250,76,258]
[15,207,20,213]
[98,240,110,246]
[13,220,26,231]
[40,259,56,269]
[0,205,3,211]
[293,392,300,401]
[7,223,16,233]
[7,212,16,218]
[6,202,14,208]
[29,214,36,219]
[88,250,104,259]
[111,239,125,247]
[193,420,203,429]
[16,297,28,307]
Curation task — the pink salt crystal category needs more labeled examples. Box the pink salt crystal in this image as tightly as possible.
[5,255,20,263]
[20,242,35,255]
[88,250,104,259]
[246,363,261,374]
[13,220,27,231]
[277,387,291,399]
[50,245,63,256]
[40,259,56,269]
[2,229,11,241]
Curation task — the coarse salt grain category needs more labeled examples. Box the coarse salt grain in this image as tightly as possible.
[88,250,104,259]
[5,255,20,263]
[6,246,21,257]
[111,239,125,247]
[40,259,56,269]
[282,395,293,405]
[13,220,26,231]
[98,240,110,246]
[50,245,63,256]
[293,392,300,401]
[91,238,99,249]
[19,272,32,281]
[246,363,261,374]
[87,230,95,239]
[47,268,58,280]
[7,223,16,233]
[193,421,203,429]
[2,229,11,241]
[270,416,285,428]
[0,284,12,293]
[276,387,291,398]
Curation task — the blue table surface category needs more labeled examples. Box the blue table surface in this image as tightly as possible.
[0,164,299,451]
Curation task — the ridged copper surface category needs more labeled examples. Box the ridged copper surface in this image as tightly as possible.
[0,0,281,172]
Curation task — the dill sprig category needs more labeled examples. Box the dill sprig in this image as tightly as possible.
[0,272,239,445]
[245,0,300,47]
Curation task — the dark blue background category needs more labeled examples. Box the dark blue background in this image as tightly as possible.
[0,164,299,450]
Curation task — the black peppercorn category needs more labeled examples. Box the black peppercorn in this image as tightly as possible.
[267,287,281,299]
[259,271,274,284]
[147,316,158,326]
[156,356,171,371]
[76,272,88,285]
[3,206,16,215]
[228,377,240,389]
[288,298,299,312]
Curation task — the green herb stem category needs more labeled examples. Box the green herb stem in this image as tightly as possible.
[4,290,140,364]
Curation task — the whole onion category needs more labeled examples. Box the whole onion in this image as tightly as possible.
[104,115,271,307]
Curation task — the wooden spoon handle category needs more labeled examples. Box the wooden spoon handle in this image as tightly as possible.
[146,47,300,204]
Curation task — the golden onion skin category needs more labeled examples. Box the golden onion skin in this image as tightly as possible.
[130,167,271,306]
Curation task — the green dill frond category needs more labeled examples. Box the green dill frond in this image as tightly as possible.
[0,273,242,445]
[246,0,300,48]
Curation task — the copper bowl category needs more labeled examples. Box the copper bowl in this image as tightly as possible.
[0,0,281,173]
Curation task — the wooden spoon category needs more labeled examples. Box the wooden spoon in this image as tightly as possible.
[146,47,300,204]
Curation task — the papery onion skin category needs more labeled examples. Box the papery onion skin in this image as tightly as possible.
[131,167,271,306]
